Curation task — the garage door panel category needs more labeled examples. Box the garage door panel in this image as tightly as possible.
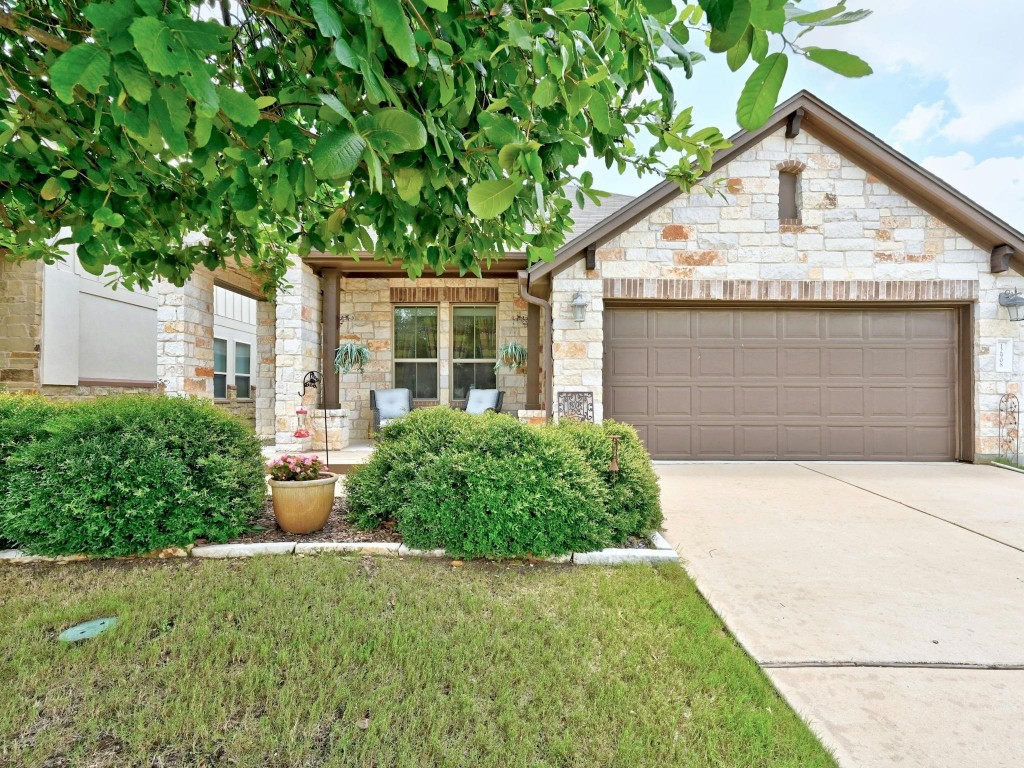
[697,347,735,376]
[608,347,649,377]
[653,387,692,416]
[740,347,778,377]
[696,387,735,417]
[783,387,822,417]
[782,348,822,378]
[604,306,958,461]
[654,348,690,376]
[607,385,648,417]
[651,425,690,457]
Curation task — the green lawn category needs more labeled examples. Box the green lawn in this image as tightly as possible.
[0,557,835,768]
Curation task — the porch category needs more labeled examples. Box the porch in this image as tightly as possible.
[157,255,552,453]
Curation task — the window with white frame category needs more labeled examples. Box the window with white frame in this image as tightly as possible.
[213,338,228,399]
[452,306,497,400]
[235,342,251,398]
[213,337,254,400]
[393,306,438,399]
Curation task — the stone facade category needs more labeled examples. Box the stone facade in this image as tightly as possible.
[549,126,1024,458]
[0,259,43,391]
[335,276,529,439]
[274,261,323,451]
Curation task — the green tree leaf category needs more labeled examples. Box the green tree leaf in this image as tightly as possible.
[129,17,189,76]
[394,167,426,203]
[369,0,419,66]
[217,87,261,126]
[40,177,65,200]
[468,177,523,219]
[311,0,344,37]
[113,56,153,104]
[311,128,368,179]
[727,26,753,72]
[804,47,873,77]
[736,52,788,130]
[699,0,735,29]
[710,0,750,53]
[49,44,111,103]
[356,109,427,153]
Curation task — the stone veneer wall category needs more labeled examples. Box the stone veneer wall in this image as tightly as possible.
[550,125,1024,458]
[336,276,529,439]
[274,261,323,450]
[0,259,43,391]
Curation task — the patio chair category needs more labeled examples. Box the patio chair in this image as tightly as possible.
[370,388,413,436]
[462,388,504,415]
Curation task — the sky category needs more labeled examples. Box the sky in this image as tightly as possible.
[577,0,1024,232]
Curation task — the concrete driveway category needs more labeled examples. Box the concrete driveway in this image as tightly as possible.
[657,462,1024,768]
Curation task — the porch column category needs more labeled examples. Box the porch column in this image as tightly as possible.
[156,269,215,397]
[525,302,541,410]
[254,299,276,443]
[273,260,322,450]
[320,267,341,409]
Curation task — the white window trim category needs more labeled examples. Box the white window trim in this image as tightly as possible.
[393,305,440,400]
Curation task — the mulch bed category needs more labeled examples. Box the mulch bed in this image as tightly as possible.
[226,500,403,545]
[225,501,656,549]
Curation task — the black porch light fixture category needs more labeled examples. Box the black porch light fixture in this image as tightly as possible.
[999,289,1024,322]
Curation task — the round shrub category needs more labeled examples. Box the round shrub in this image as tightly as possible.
[0,395,266,556]
[0,394,68,548]
[346,408,612,558]
[550,419,662,541]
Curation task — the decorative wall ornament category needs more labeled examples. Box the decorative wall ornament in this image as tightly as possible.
[557,391,595,423]
[998,392,1020,465]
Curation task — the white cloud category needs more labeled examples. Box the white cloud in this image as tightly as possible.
[820,0,1024,143]
[923,151,1024,230]
[890,101,947,148]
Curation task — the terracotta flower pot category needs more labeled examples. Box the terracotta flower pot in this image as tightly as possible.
[268,473,338,534]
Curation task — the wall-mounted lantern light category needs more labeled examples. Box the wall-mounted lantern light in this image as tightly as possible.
[571,292,588,323]
[999,289,1024,322]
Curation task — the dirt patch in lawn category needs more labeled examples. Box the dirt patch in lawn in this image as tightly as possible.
[222,500,402,545]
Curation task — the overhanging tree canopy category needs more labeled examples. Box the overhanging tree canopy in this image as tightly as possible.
[0,0,870,290]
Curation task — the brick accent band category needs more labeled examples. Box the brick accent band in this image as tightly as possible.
[603,279,979,303]
[390,287,499,304]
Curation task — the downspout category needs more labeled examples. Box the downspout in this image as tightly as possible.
[518,270,554,420]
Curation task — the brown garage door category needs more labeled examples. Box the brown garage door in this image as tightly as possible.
[604,306,958,461]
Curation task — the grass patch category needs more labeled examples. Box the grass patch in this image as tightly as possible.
[991,457,1024,470]
[0,558,835,767]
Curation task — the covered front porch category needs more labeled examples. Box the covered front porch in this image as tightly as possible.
[274,254,550,453]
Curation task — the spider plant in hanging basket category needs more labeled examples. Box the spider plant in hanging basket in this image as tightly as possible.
[494,341,528,372]
[335,342,371,374]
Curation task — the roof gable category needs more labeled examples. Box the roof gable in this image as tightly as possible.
[530,90,1024,281]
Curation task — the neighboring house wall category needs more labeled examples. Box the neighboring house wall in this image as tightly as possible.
[40,260,158,392]
[332,276,529,439]
[550,126,1024,458]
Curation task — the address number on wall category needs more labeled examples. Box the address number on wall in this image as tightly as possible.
[996,339,1014,373]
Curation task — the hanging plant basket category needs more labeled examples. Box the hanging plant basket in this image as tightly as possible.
[494,341,527,372]
[335,342,371,374]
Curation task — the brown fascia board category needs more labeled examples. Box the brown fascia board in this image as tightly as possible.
[531,90,1024,283]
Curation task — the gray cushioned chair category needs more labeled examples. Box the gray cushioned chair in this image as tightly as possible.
[370,388,413,435]
[463,388,504,415]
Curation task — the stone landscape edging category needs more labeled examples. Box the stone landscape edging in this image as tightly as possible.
[0,532,679,566]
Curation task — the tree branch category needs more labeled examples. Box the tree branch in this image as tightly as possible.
[0,12,72,52]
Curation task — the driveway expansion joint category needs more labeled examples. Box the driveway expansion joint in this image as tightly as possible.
[795,463,1024,554]
[761,660,1024,671]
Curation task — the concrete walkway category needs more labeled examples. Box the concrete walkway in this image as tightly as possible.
[656,462,1024,768]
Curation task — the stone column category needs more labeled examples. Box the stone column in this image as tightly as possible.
[156,270,215,397]
[274,260,322,450]
[550,260,604,421]
[254,299,276,443]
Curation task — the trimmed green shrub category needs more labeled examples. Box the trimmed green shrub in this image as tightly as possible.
[0,394,67,548]
[550,419,662,541]
[0,395,266,556]
[347,408,612,558]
